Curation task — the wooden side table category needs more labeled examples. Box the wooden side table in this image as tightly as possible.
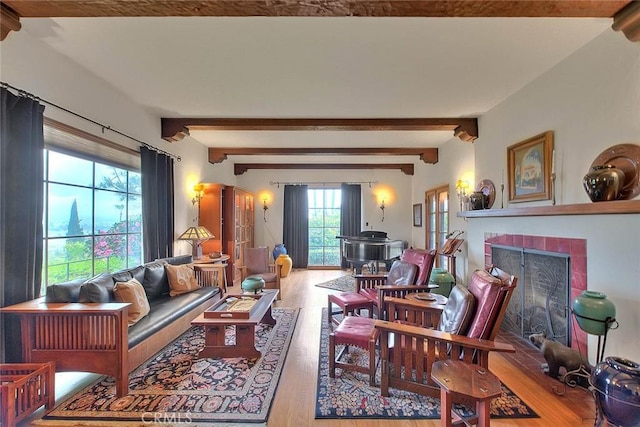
[431,360,502,427]
[0,362,55,427]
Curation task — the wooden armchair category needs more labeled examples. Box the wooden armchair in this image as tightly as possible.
[355,248,436,320]
[374,266,517,403]
[241,246,282,299]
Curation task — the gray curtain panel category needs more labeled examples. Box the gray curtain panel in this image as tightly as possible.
[140,146,175,262]
[283,185,309,269]
[340,184,361,268]
[0,87,45,363]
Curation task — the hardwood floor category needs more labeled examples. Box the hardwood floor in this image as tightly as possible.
[26,268,596,427]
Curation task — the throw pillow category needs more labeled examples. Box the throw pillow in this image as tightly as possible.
[113,278,150,326]
[165,263,200,296]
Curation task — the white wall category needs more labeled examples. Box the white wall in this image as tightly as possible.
[465,29,640,361]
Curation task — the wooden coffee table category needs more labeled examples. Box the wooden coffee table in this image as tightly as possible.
[191,289,278,359]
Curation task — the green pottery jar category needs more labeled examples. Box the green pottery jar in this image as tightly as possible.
[572,290,616,335]
[241,276,265,294]
[429,268,455,297]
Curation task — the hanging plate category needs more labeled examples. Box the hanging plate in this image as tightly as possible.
[590,143,640,200]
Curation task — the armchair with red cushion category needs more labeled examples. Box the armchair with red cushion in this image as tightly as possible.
[355,248,436,319]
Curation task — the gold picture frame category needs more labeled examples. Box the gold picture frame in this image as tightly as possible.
[507,131,554,202]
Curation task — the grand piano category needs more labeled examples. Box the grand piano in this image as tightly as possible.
[337,231,408,273]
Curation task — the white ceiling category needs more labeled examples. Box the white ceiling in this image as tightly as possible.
[20,16,611,148]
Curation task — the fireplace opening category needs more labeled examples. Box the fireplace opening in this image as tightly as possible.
[492,245,571,346]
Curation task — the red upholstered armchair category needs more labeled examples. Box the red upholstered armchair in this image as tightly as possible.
[355,248,436,319]
[241,247,282,300]
[375,266,517,401]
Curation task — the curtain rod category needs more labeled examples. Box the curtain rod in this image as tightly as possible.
[1,81,181,162]
[270,180,378,188]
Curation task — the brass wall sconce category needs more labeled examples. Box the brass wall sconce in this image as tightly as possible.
[262,196,269,222]
[192,183,204,206]
[380,197,386,222]
[455,180,469,211]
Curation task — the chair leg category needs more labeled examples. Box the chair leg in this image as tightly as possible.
[368,336,376,387]
[329,333,336,378]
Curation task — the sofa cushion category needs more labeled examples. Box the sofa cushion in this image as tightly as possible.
[438,285,476,335]
[127,287,220,348]
[45,278,86,303]
[111,269,133,284]
[143,261,169,300]
[386,260,417,286]
[166,263,200,296]
[466,269,507,340]
[113,278,150,326]
[78,273,115,303]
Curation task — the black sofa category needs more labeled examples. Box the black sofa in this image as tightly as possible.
[5,255,223,397]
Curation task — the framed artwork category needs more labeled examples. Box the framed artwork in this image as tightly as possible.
[413,203,422,227]
[507,131,554,202]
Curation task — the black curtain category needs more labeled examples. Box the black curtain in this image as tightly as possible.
[0,88,45,363]
[140,146,174,262]
[283,185,308,269]
[340,184,361,268]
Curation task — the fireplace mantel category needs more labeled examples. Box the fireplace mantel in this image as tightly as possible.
[458,200,640,218]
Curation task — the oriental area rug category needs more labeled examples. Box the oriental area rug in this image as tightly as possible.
[314,275,356,292]
[316,308,538,420]
[39,308,299,427]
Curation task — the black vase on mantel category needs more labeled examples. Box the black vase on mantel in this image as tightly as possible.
[583,164,625,202]
[469,191,489,210]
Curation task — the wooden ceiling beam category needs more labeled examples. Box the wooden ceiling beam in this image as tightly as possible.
[210,147,438,164]
[3,1,631,18]
[1,4,21,41]
[234,163,415,176]
[161,117,478,144]
[613,1,640,42]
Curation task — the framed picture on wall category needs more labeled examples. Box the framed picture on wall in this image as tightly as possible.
[507,131,554,202]
[413,203,422,227]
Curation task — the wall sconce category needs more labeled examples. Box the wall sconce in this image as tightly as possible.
[262,196,269,222]
[380,197,386,222]
[455,180,470,211]
[192,183,204,206]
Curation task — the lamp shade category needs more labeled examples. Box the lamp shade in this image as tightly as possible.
[178,226,215,241]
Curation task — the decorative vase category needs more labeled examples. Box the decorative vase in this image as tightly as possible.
[276,254,292,278]
[572,290,616,336]
[429,268,455,297]
[241,276,265,294]
[590,356,640,427]
[583,164,625,202]
[272,244,287,262]
[469,191,488,210]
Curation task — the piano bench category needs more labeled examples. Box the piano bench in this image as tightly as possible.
[328,292,374,327]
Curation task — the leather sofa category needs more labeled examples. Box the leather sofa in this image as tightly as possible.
[4,255,223,397]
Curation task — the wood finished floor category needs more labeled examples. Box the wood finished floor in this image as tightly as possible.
[25,268,596,427]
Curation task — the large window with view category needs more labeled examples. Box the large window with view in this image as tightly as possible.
[43,150,143,290]
[308,188,341,267]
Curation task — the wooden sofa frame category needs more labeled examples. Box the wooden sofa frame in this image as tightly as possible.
[3,273,221,397]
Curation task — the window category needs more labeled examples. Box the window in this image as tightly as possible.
[308,188,341,266]
[43,149,142,289]
[425,185,449,268]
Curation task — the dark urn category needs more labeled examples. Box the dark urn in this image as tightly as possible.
[469,191,489,210]
[590,356,640,427]
[583,164,625,202]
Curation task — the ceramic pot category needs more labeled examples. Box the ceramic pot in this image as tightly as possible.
[272,244,287,262]
[590,356,640,427]
[572,290,616,336]
[276,254,293,278]
[583,165,625,202]
[469,191,488,210]
[241,276,265,294]
[429,268,455,296]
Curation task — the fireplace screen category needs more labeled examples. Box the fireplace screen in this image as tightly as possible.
[491,245,571,346]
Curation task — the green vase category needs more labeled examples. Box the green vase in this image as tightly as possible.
[572,290,616,335]
[429,268,455,297]
[241,276,265,294]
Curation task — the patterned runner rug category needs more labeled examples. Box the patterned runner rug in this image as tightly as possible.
[314,275,355,292]
[315,308,538,420]
[39,308,299,427]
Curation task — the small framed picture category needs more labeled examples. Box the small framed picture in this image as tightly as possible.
[508,131,554,202]
[413,203,422,227]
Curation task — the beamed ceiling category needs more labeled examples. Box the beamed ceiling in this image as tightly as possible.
[2,1,639,171]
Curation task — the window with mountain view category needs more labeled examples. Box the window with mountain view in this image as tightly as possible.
[43,149,143,290]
